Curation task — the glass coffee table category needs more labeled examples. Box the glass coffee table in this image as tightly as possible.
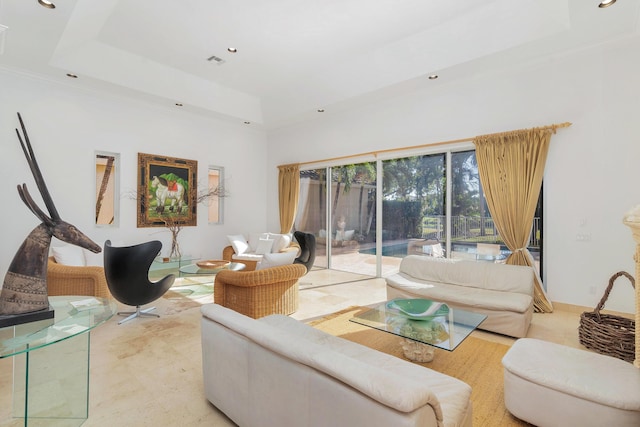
[350,298,487,362]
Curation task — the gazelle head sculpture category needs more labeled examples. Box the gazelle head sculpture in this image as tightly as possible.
[0,113,101,315]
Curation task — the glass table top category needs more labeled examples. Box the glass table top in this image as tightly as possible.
[179,262,246,275]
[0,296,116,359]
[350,299,487,352]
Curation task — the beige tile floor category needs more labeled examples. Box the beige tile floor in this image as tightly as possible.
[0,269,609,426]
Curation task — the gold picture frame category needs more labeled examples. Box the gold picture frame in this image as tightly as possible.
[137,153,198,227]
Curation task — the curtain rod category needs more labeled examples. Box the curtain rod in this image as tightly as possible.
[287,121,572,168]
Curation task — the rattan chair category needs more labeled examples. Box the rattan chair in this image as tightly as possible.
[214,263,307,318]
[47,256,110,298]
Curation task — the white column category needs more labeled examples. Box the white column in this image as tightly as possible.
[622,206,640,369]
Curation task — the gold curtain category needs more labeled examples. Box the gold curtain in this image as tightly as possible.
[474,128,554,313]
[278,164,300,234]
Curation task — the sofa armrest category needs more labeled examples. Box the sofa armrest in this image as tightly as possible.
[222,245,235,262]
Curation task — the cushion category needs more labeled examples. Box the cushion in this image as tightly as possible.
[267,233,291,253]
[256,251,297,270]
[344,230,355,240]
[255,238,274,255]
[319,229,327,238]
[83,249,104,267]
[52,245,86,266]
[228,234,249,255]
[248,232,268,252]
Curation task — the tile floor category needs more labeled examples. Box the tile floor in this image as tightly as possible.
[0,269,609,426]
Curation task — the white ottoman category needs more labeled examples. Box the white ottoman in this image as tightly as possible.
[502,338,640,427]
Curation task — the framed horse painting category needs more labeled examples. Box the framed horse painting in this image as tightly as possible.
[137,153,198,227]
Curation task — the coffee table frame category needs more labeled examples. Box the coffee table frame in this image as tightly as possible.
[350,299,486,362]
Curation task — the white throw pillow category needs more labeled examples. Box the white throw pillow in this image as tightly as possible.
[256,251,297,270]
[83,249,104,267]
[255,238,274,255]
[52,245,86,266]
[344,230,355,241]
[268,233,291,252]
[227,234,249,255]
[248,232,268,252]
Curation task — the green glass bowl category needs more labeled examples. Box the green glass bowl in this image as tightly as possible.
[386,298,449,320]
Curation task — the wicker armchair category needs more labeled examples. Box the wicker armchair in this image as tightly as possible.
[47,256,110,298]
[214,263,307,318]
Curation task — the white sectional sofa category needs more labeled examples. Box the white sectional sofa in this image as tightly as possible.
[386,255,535,338]
[201,304,473,427]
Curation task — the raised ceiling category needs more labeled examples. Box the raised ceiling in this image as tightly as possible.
[0,0,638,129]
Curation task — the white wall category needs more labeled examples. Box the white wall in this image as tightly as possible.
[0,70,269,278]
[266,35,640,313]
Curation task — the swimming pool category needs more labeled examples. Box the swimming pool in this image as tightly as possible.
[359,243,408,258]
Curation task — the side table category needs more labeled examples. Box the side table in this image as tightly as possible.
[0,296,116,426]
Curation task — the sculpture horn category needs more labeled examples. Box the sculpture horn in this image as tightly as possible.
[16,112,60,221]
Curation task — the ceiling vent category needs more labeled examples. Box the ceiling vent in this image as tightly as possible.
[0,25,8,55]
[207,55,226,65]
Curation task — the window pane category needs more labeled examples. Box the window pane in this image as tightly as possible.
[382,154,446,266]
[295,168,328,269]
[450,150,542,273]
[329,163,377,275]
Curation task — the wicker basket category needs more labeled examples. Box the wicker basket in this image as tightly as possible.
[578,271,635,363]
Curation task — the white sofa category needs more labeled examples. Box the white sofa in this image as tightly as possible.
[201,304,473,427]
[386,255,534,338]
[224,232,298,270]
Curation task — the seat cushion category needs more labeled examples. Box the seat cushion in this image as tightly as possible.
[502,338,640,411]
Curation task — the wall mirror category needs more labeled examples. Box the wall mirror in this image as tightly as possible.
[207,165,224,224]
[95,151,120,227]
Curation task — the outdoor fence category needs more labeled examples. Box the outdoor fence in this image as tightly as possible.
[423,215,541,248]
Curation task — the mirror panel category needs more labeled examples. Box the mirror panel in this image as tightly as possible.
[95,151,120,227]
[208,165,224,224]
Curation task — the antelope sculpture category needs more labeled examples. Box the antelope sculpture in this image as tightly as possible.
[0,113,101,315]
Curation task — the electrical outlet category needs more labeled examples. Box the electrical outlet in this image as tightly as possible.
[576,233,592,242]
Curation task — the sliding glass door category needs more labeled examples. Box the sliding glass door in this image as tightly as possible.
[295,169,328,269]
[328,163,377,275]
[294,149,543,278]
[381,154,446,269]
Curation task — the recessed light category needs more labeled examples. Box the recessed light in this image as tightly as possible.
[175,102,183,107]
[227,47,237,53]
[317,109,325,113]
[66,73,78,78]
[428,74,439,80]
[38,0,56,9]
[598,0,616,8]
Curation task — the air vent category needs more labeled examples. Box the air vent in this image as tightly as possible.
[0,25,8,55]
[207,55,226,65]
